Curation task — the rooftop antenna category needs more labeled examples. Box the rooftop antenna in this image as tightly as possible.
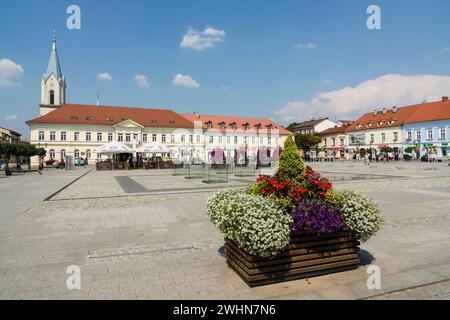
[96,93,100,106]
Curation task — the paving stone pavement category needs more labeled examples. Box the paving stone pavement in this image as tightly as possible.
[1,162,450,299]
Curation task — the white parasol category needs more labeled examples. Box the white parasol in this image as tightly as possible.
[136,141,170,154]
[96,141,132,154]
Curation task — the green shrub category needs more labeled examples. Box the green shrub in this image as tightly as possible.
[336,191,383,242]
[278,135,304,185]
[207,188,292,257]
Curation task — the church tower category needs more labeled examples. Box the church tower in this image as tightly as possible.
[40,33,66,116]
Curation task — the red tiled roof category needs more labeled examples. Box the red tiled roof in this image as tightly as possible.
[295,117,329,130]
[321,124,352,135]
[181,114,292,135]
[346,105,421,132]
[26,104,195,128]
[404,99,450,124]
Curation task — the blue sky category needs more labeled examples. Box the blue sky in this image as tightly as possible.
[1,0,450,138]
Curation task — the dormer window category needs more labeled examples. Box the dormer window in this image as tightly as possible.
[243,123,250,130]
[169,120,176,124]
[150,119,158,124]
[106,117,113,121]
[206,121,213,129]
[70,116,79,120]
[255,123,262,129]
[86,116,95,121]
[229,122,237,129]
[266,124,273,129]
[219,121,226,129]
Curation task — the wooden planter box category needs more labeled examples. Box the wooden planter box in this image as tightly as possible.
[225,232,360,287]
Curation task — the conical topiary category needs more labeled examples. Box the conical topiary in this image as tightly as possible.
[278,135,305,185]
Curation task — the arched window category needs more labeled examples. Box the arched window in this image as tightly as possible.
[61,149,66,160]
[74,149,80,159]
[49,149,55,159]
[86,150,91,159]
[49,90,55,105]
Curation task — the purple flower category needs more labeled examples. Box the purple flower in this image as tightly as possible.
[291,198,346,235]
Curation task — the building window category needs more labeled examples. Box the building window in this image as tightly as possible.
[118,133,123,142]
[86,150,91,159]
[61,149,66,160]
[252,137,256,144]
[152,134,157,142]
[260,137,264,144]
[125,133,131,142]
[48,131,55,141]
[74,132,79,141]
[61,132,66,141]
[407,131,412,140]
[268,137,272,145]
[49,149,55,159]
[181,135,186,143]
[108,133,113,142]
[427,130,433,140]
[74,149,80,158]
[416,130,421,141]
[440,128,446,139]
[49,90,55,105]
[209,136,214,143]
[219,136,223,144]
[234,136,238,144]
[196,135,201,143]
[86,132,91,141]
[97,133,102,141]
[162,134,166,143]
[96,153,102,159]
[39,131,45,141]
[393,132,398,141]
[227,136,231,144]
[340,138,344,146]
[323,138,327,147]
[381,133,386,142]
[171,134,175,143]
[133,134,138,141]
[142,134,147,142]
[332,138,336,146]
[189,135,193,143]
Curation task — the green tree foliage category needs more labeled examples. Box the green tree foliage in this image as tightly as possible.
[295,133,322,153]
[286,122,300,133]
[278,135,305,185]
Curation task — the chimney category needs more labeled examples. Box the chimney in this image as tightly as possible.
[392,106,398,113]
[442,96,449,102]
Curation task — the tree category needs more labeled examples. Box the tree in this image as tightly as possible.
[286,122,300,133]
[295,133,322,153]
[278,135,305,185]
[0,143,43,175]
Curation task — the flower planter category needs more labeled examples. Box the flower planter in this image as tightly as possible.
[224,231,360,287]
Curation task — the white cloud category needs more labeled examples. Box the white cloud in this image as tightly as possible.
[4,115,18,121]
[221,85,231,91]
[275,74,450,122]
[97,72,112,81]
[180,26,226,50]
[440,48,450,54]
[134,74,149,88]
[0,58,24,87]
[294,42,317,49]
[172,74,200,89]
